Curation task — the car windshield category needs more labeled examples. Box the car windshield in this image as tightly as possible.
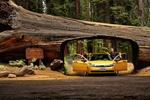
[87,54,111,61]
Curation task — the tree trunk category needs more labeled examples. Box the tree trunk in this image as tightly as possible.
[139,0,145,26]
[105,1,110,23]
[75,0,80,18]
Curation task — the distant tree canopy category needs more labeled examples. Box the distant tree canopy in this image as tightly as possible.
[13,0,150,27]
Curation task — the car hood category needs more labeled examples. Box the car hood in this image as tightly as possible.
[88,60,114,65]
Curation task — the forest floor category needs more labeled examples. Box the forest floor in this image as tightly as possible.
[133,66,150,76]
[0,65,79,80]
[0,65,150,80]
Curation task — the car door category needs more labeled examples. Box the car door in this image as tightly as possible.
[72,54,88,72]
[114,60,128,71]
[73,61,88,72]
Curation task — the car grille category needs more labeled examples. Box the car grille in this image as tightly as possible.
[91,64,114,67]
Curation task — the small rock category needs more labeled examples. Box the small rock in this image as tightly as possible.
[50,59,63,71]
[8,74,17,78]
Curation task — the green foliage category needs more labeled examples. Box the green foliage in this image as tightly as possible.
[117,42,130,53]
[0,64,7,71]
[14,0,150,27]
[68,41,77,54]
[110,6,130,25]
[80,0,90,20]
[49,0,75,18]
[9,59,26,67]
[93,39,104,53]
[91,0,107,4]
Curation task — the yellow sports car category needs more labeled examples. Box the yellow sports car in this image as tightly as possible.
[72,53,128,75]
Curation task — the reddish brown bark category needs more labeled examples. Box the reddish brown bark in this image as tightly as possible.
[75,0,80,18]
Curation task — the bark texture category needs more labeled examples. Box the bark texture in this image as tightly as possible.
[0,0,150,68]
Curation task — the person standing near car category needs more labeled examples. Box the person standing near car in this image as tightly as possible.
[108,48,120,60]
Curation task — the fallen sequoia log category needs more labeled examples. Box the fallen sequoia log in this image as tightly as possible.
[0,66,34,78]
[0,0,150,69]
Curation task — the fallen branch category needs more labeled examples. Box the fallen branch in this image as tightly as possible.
[0,66,34,78]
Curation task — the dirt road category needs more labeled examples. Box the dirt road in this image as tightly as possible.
[0,76,150,100]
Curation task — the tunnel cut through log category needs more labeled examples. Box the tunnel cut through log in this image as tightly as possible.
[61,36,139,69]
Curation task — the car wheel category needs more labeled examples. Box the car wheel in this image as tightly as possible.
[116,71,120,76]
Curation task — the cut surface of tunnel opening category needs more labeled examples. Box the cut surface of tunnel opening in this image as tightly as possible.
[0,23,12,32]
[61,36,139,74]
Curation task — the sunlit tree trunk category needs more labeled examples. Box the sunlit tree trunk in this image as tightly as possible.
[42,0,47,14]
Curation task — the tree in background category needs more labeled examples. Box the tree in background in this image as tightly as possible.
[13,0,150,27]
[138,0,150,26]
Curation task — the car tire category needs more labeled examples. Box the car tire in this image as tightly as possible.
[116,71,120,76]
